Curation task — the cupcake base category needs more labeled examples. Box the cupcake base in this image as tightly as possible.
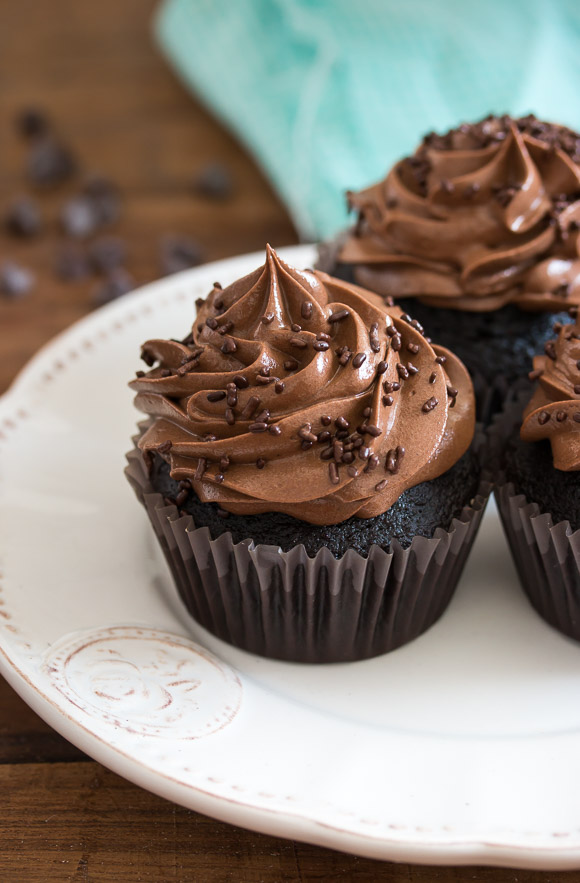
[492,395,580,642]
[125,442,490,663]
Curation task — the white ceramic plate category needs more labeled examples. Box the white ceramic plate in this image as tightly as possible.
[2,245,580,870]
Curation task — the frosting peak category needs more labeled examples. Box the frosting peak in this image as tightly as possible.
[131,247,475,524]
[521,318,580,470]
[339,115,580,312]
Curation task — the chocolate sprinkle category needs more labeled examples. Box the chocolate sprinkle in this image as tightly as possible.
[241,395,261,419]
[557,410,568,422]
[225,408,235,425]
[249,422,268,433]
[376,360,388,375]
[375,479,388,491]
[275,380,285,393]
[329,462,340,484]
[268,425,282,436]
[313,341,330,351]
[383,395,394,407]
[291,323,302,332]
[221,337,237,354]
[194,458,207,480]
[538,410,550,425]
[352,352,367,369]
[321,415,332,426]
[233,374,249,389]
[256,458,266,469]
[207,390,226,402]
[261,313,274,324]
[422,396,439,412]
[301,302,313,320]
[328,309,349,323]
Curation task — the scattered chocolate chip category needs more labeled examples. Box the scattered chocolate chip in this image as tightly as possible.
[16,107,50,139]
[407,362,419,375]
[291,323,302,332]
[316,332,331,342]
[256,458,266,469]
[386,325,397,337]
[207,390,226,402]
[256,374,275,385]
[5,197,42,237]
[225,408,235,425]
[321,415,332,426]
[299,424,318,443]
[249,422,268,433]
[192,162,234,200]
[320,447,334,461]
[301,302,313,320]
[89,236,126,273]
[396,364,409,380]
[383,395,394,406]
[375,479,388,491]
[318,430,331,444]
[422,396,439,412]
[160,234,203,276]
[335,416,350,430]
[352,352,366,369]
[274,380,285,394]
[261,313,274,324]
[27,138,76,187]
[365,454,379,472]
[446,385,458,398]
[538,411,550,425]
[91,268,135,307]
[233,375,249,389]
[268,425,282,436]
[0,261,34,298]
[358,446,371,461]
[55,243,90,281]
[574,413,580,423]
[574,385,580,395]
[369,323,381,353]
[376,360,388,375]
[435,355,446,365]
[313,341,329,352]
[557,410,568,422]
[328,309,349,323]
[391,334,402,352]
[407,342,420,354]
[82,175,121,225]
[365,425,382,437]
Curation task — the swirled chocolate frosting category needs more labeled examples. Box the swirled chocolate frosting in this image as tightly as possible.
[339,115,580,312]
[521,319,580,470]
[130,247,475,524]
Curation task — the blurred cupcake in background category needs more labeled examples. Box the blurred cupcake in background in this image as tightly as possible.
[126,246,488,663]
[322,114,580,420]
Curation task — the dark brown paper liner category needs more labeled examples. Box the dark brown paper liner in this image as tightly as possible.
[125,442,490,663]
[491,395,580,642]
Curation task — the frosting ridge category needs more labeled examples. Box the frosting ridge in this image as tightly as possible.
[131,247,475,524]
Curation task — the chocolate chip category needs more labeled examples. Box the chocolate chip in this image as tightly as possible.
[241,396,261,419]
[55,244,90,281]
[321,415,332,426]
[574,385,580,395]
[301,302,313,320]
[192,162,234,200]
[407,362,419,375]
[225,408,235,425]
[538,411,550,425]
[91,269,135,307]
[160,234,203,276]
[313,341,330,352]
[383,395,394,406]
[376,361,388,375]
[233,375,249,389]
[5,198,42,237]
[328,309,349,323]
[207,391,226,402]
[329,462,340,484]
[556,410,568,422]
[221,337,237,354]
[396,364,409,380]
[446,385,458,398]
[275,380,285,393]
[249,422,268,433]
[422,396,439,412]
[261,313,275,324]
[16,107,50,139]
[574,413,580,423]
[291,323,302,332]
[256,458,266,469]
[352,353,366,369]
[316,332,331,342]
[375,479,388,491]
[318,430,331,444]
[335,416,350,430]
[0,261,34,298]
[299,424,318,443]
[435,355,446,365]
[391,334,402,352]
[27,138,76,187]
[365,425,382,437]
[269,425,282,436]
[256,374,275,385]
[194,458,207,480]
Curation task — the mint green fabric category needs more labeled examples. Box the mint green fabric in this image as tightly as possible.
[155,0,580,240]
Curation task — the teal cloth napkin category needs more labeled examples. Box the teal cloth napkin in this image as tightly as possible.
[155,0,580,240]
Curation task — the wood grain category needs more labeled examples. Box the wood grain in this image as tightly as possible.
[0,1,578,880]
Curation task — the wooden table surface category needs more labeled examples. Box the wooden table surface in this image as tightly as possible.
[0,2,578,880]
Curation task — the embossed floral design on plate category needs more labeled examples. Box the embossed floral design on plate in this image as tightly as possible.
[44,627,242,739]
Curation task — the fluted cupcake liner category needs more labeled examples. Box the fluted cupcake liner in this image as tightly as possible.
[125,442,490,663]
[491,395,580,642]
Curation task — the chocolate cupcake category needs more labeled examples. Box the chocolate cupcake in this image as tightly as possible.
[493,317,580,641]
[126,246,488,662]
[323,114,580,420]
